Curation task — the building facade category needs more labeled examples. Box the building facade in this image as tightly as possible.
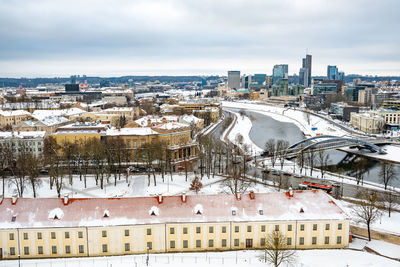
[350,112,385,133]
[227,71,241,90]
[0,131,46,157]
[0,191,350,260]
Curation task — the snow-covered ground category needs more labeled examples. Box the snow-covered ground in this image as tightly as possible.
[3,246,400,267]
[227,110,263,153]
[0,173,277,199]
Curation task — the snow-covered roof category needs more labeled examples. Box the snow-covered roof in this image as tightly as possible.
[32,108,86,120]
[152,122,189,131]
[180,114,203,124]
[0,131,46,140]
[103,107,134,112]
[0,110,31,117]
[134,115,179,127]
[0,191,348,229]
[106,127,157,136]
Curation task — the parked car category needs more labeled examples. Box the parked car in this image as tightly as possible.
[40,169,49,175]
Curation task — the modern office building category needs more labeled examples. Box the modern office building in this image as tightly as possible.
[272,65,288,84]
[300,55,312,87]
[227,71,241,90]
[252,74,266,88]
[327,65,339,80]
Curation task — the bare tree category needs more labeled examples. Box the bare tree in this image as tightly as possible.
[262,231,297,267]
[306,148,316,176]
[382,190,400,218]
[317,150,330,178]
[276,140,289,170]
[265,139,278,168]
[25,153,41,198]
[352,190,382,241]
[379,162,397,190]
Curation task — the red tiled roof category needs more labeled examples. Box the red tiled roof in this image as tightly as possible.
[0,191,348,229]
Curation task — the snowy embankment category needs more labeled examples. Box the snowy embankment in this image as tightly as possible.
[223,101,350,138]
[225,110,263,154]
[8,246,400,267]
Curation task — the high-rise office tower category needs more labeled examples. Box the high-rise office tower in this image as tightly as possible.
[272,64,288,84]
[228,71,241,89]
[327,65,339,80]
[299,54,312,87]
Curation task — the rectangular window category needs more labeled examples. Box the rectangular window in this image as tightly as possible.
[247,225,252,232]
[234,239,239,246]
[102,244,108,253]
[259,209,263,215]
[9,233,14,240]
[38,246,43,255]
[338,223,342,230]
[78,231,83,238]
[300,224,305,231]
[275,225,279,231]
[208,239,214,247]
[79,245,84,253]
[52,246,57,254]
[325,236,329,244]
[222,226,226,233]
[337,236,342,244]
[125,243,130,251]
[10,247,15,255]
[209,226,214,233]
[260,238,266,246]
[222,239,227,247]
[325,224,330,230]
[196,227,201,234]
[65,232,70,239]
[125,229,130,236]
[23,233,28,240]
[51,232,56,239]
[287,225,292,231]
[65,245,71,254]
[24,246,29,255]
[183,240,188,248]
[170,227,175,234]
[196,240,201,248]
[37,232,42,239]
[170,240,175,249]
[147,242,152,250]
[183,227,188,234]
[299,237,304,245]
[102,230,107,237]
[312,237,317,245]
[147,228,152,235]
[261,225,266,232]
[313,224,317,231]
[235,226,239,233]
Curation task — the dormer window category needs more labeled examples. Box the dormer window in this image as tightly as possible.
[194,204,203,215]
[149,206,159,216]
[232,210,236,216]
[11,215,16,222]
[103,210,110,218]
[259,210,263,215]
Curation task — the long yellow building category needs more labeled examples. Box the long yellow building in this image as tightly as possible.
[0,190,349,260]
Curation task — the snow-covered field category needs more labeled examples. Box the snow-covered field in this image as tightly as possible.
[2,246,399,267]
[0,173,277,199]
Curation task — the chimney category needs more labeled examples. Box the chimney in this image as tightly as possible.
[11,194,17,205]
[249,191,255,200]
[235,193,241,200]
[162,117,167,123]
[288,187,294,197]
[63,194,69,205]
[157,194,163,204]
[181,193,186,203]
[147,119,152,127]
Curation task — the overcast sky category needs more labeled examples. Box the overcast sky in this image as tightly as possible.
[0,0,399,77]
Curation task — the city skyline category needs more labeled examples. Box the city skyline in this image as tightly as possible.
[0,0,399,77]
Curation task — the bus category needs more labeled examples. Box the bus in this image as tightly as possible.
[298,181,332,194]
